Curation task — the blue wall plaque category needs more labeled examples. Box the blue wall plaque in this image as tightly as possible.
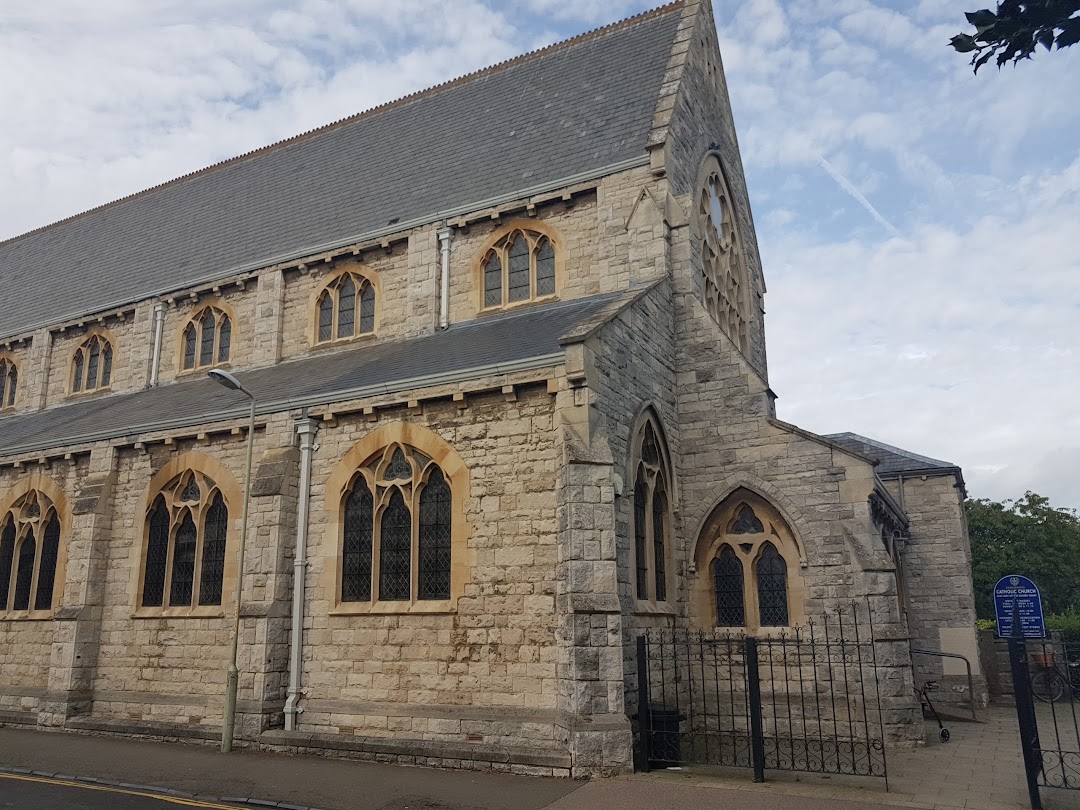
[994,574,1046,639]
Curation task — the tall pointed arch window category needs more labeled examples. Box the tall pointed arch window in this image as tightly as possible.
[140,471,229,610]
[0,356,18,410]
[315,271,377,345]
[181,305,232,371]
[71,334,114,394]
[697,155,751,355]
[631,412,673,605]
[480,226,559,310]
[697,494,803,631]
[0,490,64,616]
[339,444,454,606]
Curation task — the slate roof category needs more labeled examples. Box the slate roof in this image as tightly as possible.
[0,4,682,340]
[0,291,626,457]
[826,432,960,477]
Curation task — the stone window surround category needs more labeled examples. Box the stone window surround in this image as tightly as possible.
[0,476,70,621]
[0,353,17,411]
[308,264,382,348]
[473,218,564,314]
[130,453,241,619]
[324,421,471,616]
[692,491,807,634]
[628,406,676,616]
[68,327,117,397]
[176,299,237,375]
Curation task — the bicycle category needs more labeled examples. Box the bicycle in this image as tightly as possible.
[1030,648,1080,703]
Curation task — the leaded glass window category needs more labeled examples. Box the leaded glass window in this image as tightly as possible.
[631,411,672,604]
[141,471,229,609]
[340,444,459,607]
[418,469,452,600]
[183,306,233,370]
[0,490,64,614]
[713,546,744,626]
[71,334,114,393]
[198,494,228,606]
[379,491,411,601]
[756,543,788,627]
[0,358,18,410]
[183,324,197,370]
[316,272,377,344]
[217,317,231,363]
[731,505,763,534]
[200,310,216,366]
[34,516,60,611]
[342,478,374,602]
[480,227,559,309]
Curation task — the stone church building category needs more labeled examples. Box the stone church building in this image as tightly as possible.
[0,1,985,776]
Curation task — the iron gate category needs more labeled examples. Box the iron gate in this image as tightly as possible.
[1011,634,1080,809]
[635,603,887,784]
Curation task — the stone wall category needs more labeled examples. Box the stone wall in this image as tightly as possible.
[155,283,260,384]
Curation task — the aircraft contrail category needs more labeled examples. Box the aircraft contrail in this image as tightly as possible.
[817,155,902,239]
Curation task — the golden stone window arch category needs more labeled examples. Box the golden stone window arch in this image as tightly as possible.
[180,302,234,371]
[693,490,806,632]
[70,330,115,394]
[0,486,66,617]
[311,266,380,346]
[475,219,563,311]
[696,154,750,354]
[134,456,240,615]
[325,422,471,614]
[0,354,17,410]
[629,407,674,607]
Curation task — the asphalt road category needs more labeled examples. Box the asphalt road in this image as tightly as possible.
[0,773,241,809]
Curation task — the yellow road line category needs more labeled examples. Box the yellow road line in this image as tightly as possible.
[0,771,242,808]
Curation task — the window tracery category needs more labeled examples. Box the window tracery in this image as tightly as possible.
[140,470,229,609]
[697,156,750,354]
[0,490,62,615]
[481,228,557,310]
[0,357,17,410]
[340,444,453,605]
[315,271,376,344]
[71,334,113,393]
[182,305,232,371]
[631,412,672,605]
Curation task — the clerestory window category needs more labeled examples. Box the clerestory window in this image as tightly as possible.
[481,227,557,310]
[140,471,229,610]
[0,490,63,616]
[340,444,453,606]
[315,271,377,344]
[71,334,114,394]
[182,305,232,371]
[0,357,17,410]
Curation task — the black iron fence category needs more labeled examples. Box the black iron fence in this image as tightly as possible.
[635,603,887,785]
[1013,635,1080,808]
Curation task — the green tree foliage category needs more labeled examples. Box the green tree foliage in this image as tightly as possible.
[950,1,1080,72]
[966,492,1080,619]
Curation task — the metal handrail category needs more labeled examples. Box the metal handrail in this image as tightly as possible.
[910,648,977,720]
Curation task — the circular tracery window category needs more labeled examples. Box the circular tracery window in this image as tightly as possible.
[697,157,750,355]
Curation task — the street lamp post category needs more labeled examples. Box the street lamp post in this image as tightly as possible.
[208,368,256,754]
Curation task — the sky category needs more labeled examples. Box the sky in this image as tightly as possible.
[1,1,1077,509]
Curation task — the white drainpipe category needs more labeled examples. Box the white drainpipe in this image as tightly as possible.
[149,301,166,387]
[284,414,319,731]
[437,226,452,329]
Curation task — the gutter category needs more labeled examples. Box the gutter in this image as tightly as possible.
[0,352,565,458]
[1,156,649,342]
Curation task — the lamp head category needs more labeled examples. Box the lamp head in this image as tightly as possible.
[208,368,250,398]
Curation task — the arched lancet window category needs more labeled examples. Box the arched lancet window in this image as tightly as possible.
[0,490,64,614]
[696,492,803,632]
[631,412,673,604]
[72,334,114,394]
[140,471,229,609]
[316,271,377,344]
[697,155,751,355]
[0,357,18,410]
[181,305,233,371]
[480,226,560,310]
[339,444,454,606]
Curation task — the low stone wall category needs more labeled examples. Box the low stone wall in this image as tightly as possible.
[978,629,1014,698]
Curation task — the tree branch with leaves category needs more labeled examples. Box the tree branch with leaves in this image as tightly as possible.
[951,1,1080,72]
